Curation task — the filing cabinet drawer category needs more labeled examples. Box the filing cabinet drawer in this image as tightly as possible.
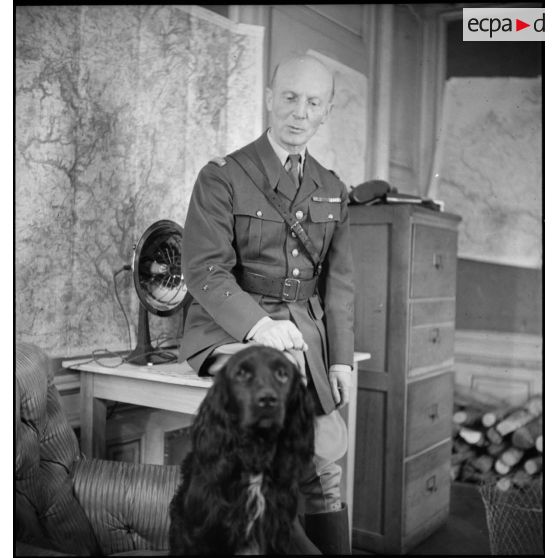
[404,441,451,537]
[406,373,453,456]
[411,300,455,327]
[410,225,457,299]
[408,323,455,377]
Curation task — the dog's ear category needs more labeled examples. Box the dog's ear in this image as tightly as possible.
[276,363,315,473]
[190,354,238,467]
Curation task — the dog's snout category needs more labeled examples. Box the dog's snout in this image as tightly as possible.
[257,390,278,408]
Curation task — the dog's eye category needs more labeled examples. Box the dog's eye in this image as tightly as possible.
[234,367,253,382]
[274,367,290,383]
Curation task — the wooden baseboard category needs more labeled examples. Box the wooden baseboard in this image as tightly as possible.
[455,330,542,366]
[454,330,542,405]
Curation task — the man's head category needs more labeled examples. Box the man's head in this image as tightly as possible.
[266,54,334,154]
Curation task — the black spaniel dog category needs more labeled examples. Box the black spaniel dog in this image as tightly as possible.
[169,345,316,555]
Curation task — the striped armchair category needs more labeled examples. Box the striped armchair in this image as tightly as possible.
[15,343,181,556]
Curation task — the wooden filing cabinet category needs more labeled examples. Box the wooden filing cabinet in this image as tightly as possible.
[349,204,461,554]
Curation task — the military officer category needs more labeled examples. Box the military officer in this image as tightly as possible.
[179,54,355,554]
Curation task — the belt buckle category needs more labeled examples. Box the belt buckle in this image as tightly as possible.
[282,278,300,302]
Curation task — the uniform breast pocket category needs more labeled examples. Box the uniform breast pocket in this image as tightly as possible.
[233,200,285,261]
[308,200,341,257]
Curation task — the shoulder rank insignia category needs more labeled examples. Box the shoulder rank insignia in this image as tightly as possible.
[210,157,227,167]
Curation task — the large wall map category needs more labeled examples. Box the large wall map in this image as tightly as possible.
[16,5,263,356]
[306,50,368,190]
[429,77,542,269]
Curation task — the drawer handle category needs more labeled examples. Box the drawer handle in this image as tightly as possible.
[427,403,439,421]
[426,475,438,493]
[433,253,443,270]
[430,328,440,344]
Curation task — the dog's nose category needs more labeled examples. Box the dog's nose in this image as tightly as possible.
[257,390,278,408]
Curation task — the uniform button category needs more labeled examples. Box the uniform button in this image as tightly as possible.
[291,248,299,257]
[295,210,304,220]
[328,213,334,219]
[292,268,300,277]
[256,210,263,217]
[291,231,297,238]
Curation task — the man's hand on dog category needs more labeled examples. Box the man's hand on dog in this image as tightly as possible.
[251,319,308,352]
[329,365,352,408]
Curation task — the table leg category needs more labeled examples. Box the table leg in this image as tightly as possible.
[80,371,107,458]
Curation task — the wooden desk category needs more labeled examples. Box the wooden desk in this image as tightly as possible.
[63,351,370,532]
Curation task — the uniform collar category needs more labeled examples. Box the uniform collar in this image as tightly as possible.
[266,129,306,169]
[252,131,321,204]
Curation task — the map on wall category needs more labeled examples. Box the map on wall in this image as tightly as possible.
[16,5,264,356]
[428,77,542,269]
[305,49,368,190]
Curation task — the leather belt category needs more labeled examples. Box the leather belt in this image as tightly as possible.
[238,271,318,302]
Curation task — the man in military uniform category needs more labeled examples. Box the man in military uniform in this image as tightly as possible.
[179,54,355,554]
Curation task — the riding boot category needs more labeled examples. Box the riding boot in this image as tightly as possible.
[304,503,351,555]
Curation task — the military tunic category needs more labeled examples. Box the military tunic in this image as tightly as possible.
[178,131,355,414]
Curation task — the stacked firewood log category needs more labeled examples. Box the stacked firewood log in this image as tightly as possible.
[451,386,543,490]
